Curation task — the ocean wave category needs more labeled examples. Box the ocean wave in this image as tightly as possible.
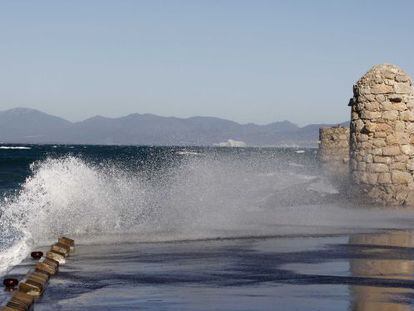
[0,146,31,150]
[2,153,414,274]
[0,236,32,273]
[0,154,320,271]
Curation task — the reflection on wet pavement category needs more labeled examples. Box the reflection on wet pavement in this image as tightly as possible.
[349,231,414,311]
[3,230,414,310]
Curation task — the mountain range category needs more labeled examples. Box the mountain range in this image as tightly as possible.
[0,108,347,147]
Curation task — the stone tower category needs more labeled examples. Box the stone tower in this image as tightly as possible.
[349,64,414,206]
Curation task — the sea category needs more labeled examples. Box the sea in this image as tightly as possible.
[1,144,414,310]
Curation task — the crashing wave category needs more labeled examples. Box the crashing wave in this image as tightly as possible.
[1,152,414,274]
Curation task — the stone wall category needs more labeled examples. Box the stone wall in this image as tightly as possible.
[349,64,414,206]
[318,126,350,183]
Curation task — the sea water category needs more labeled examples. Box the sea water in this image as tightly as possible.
[1,145,414,310]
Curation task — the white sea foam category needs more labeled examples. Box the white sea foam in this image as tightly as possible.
[0,154,302,254]
[176,151,201,156]
[0,236,32,273]
[306,179,339,195]
[0,146,31,150]
[1,154,414,274]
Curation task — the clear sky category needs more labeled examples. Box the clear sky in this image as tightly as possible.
[0,0,414,125]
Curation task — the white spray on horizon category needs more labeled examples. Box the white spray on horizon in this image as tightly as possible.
[1,153,414,273]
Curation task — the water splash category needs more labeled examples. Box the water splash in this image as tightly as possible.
[1,153,414,274]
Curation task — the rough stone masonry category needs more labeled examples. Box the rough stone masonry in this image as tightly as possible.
[318,126,350,186]
[349,64,414,206]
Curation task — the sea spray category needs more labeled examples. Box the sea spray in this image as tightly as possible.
[0,152,317,265]
[2,150,414,274]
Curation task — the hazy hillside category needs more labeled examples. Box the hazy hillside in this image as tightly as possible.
[0,108,347,147]
[0,108,72,143]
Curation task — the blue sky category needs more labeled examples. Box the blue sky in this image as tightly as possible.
[0,0,414,125]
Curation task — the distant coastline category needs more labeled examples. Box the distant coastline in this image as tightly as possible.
[0,108,347,147]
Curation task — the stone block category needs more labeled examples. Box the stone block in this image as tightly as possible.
[382,110,398,120]
[396,132,410,144]
[381,102,395,111]
[374,131,387,138]
[364,102,380,111]
[391,162,407,170]
[371,148,383,155]
[377,123,392,132]
[374,76,383,84]
[46,251,65,264]
[358,161,367,170]
[395,154,409,162]
[394,83,413,94]
[383,70,396,79]
[395,121,406,132]
[382,145,401,156]
[372,138,386,147]
[407,160,414,171]
[363,154,373,163]
[401,144,414,155]
[367,173,378,184]
[395,190,409,202]
[394,102,408,111]
[385,134,396,145]
[405,192,414,205]
[395,74,410,82]
[375,94,386,102]
[359,86,371,95]
[351,111,359,120]
[367,163,389,173]
[18,281,42,298]
[400,110,414,121]
[371,83,394,94]
[373,156,391,164]
[361,110,381,120]
[51,243,70,257]
[407,100,414,109]
[391,171,413,184]
[378,173,391,184]
[406,123,414,133]
[354,119,364,131]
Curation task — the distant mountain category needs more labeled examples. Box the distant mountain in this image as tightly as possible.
[0,108,71,143]
[0,108,347,147]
